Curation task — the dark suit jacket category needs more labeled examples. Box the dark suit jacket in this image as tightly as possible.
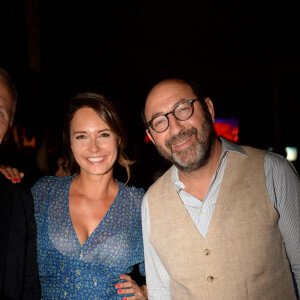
[0,173,41,299]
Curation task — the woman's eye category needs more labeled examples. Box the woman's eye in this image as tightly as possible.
[99,132,110,138]
[75,135,86,139]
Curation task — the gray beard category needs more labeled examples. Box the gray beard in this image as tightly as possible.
[155,118,216,173]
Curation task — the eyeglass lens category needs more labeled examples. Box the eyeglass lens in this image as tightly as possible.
[151,101,193,132]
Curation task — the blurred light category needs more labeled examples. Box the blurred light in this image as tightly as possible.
[214,118,239,143]
[285,147,297,161]
[145,135,152,143]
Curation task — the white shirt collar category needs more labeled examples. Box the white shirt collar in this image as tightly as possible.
[172,138,247,192]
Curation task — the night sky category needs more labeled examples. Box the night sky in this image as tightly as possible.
[1,0,300,186]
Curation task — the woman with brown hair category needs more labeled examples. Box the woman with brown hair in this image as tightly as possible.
[4,92,147,299]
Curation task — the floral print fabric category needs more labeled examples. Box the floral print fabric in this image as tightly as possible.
[32,176,145,299]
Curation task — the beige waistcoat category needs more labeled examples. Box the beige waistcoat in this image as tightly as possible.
[147,146,296,300]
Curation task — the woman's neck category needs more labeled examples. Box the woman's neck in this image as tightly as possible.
[71,172,118,202]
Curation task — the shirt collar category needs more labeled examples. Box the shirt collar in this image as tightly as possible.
[172,137,247,192]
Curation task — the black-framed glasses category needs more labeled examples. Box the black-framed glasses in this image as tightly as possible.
[146,99,199,133]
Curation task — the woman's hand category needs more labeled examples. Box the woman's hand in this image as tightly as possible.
[115,275,148,300]
[0,165,24,183]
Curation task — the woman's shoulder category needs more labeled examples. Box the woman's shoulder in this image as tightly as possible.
[32,176,73,215]
[31,175,73,195]
[120,182,145,195]
[118,182,145,203]
[34,175,58,185]
[33,175,71,187]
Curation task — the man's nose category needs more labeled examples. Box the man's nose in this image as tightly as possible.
[168,114,185,135]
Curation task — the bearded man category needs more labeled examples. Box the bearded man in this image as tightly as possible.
[142,78,300,299]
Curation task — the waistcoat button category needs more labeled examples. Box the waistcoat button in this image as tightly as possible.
[207,275,214,282]
[204,249,211,255]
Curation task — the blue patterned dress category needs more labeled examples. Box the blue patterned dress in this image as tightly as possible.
[31,176,145,299]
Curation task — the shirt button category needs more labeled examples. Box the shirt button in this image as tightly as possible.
[204,249,211,255]
[207,275,214,282]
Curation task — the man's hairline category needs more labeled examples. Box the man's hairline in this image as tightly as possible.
[143,78,197,126]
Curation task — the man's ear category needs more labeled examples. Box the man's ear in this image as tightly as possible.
[205,97,215,122]
[146,129,156,144]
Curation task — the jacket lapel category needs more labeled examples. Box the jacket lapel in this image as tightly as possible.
[0,175,13,290]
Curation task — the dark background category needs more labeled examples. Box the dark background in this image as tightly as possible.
[1,0,300,188]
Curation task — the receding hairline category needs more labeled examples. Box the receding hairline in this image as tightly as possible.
[144,78,194,115]
[142,78,199,126]
[146,78,192,99]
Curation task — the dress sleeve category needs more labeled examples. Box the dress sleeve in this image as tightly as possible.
[31,176,56,218]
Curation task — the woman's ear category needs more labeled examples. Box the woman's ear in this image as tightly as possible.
[116,135,121,146]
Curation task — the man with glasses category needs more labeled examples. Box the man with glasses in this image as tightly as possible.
[141,78,300,299]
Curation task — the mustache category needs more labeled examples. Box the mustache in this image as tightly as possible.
[166,128,198,148]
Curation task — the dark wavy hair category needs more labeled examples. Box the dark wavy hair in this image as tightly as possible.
[63,92,133,185]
